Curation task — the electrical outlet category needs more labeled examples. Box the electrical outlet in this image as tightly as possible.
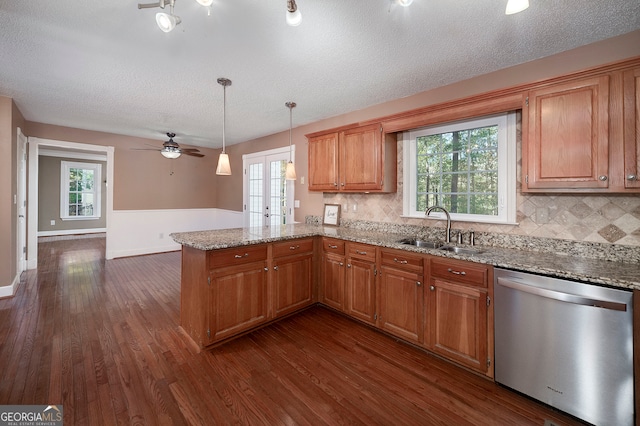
[353,204,358,212]
[50,220,55,226]
[300,176,305,185]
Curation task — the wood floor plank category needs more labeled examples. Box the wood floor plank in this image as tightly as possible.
[0,236,587,425]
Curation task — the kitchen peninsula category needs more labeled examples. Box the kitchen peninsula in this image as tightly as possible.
[172,222,640,350]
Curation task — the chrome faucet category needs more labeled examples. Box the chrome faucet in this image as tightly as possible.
[426,205,451,243]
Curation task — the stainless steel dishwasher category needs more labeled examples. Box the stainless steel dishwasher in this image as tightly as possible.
[494,268,634,426]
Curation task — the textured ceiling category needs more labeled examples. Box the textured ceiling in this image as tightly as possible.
[1,0,639,148]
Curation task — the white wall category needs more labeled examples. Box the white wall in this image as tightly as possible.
[106,208,243,259]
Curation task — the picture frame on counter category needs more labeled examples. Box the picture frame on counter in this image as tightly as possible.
[322,204,341,226]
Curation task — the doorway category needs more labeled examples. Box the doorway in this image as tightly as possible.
[16,128,27,275]
[243,146,295,228]
[27,137,114,269]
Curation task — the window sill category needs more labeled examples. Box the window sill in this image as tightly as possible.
[61,217,101,221]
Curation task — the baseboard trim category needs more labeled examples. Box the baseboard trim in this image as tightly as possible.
[0,274,20,299]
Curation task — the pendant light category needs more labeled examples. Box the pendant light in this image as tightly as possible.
[286,0,302,26]
[285,101,297,181]
[216,78,232,175]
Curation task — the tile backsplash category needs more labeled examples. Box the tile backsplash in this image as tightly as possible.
[323,119,640,247]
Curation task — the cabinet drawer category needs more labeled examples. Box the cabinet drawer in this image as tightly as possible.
[209,244,268,269]
[323,238,345,255]
[347,242,376,261]
[380,249,424,273]
[272,238,314,258]
[429,257,488,288]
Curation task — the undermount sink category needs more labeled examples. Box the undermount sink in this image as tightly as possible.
[438,246,486,255]
[396,238,443,249]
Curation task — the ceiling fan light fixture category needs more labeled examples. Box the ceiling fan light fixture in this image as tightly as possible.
[505,0,529,15]
[161,146,182,159]
[216,77,232,176]
[286,0,302,26]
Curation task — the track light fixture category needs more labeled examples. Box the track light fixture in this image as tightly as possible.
[286,0,302,26]
[138,0,212,32]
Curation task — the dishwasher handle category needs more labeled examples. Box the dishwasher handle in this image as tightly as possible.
[496,277,628,312]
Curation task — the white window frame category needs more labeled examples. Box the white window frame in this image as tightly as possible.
[402,112,517,224]
[60,160,102,220]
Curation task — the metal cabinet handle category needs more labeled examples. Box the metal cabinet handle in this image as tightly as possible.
[628,174,638,181]
[347,264,351,268]
[416,281,422,287]
[598,175,608,181]
[341,183,345,186]
[339,262,344,266]
[393,258,408,264]
[274,266,279,271]
[234,253,249,258]
[264,267,269,272]
[289,245,300,250]
[447,268,466,276]
[430,285,435,291]
[333,182,338,187]
[328,244,338,249]
[356,250,367,255]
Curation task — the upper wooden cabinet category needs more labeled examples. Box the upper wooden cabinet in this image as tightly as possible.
[523,75,610,190]
[623,67,640,189]
[307,123,397,193]
[523,62,640,193]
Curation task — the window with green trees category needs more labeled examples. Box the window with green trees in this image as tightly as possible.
[60,161,102,220]
[403,113,516,224]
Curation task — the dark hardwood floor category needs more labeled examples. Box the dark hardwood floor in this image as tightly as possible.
[0,236,586,425]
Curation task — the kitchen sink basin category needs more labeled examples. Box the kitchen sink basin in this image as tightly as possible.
[396,238,443,249]
[438,246,486,255]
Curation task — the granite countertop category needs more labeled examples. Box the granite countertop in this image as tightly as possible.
[171,224,640,291]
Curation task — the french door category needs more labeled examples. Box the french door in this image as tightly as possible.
[243,146,295,228]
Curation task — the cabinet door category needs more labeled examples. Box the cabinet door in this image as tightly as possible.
[209,261,268,343]
[340,123,383,191]
[308,132,339,191]
[428,279,488,374]
[345,258,376,325]
[273,254,313,317]
[321,252,345,311]
[623,67,640,189]
[524,75,609,190]
[379,265,423,344]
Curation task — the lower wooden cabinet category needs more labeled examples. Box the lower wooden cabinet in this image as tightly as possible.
[345,243,377,325]
[209,260,269,343]
[378,249,424,344]
[321,238,346,311]
[272,251,314,318]
[426,257,493,377]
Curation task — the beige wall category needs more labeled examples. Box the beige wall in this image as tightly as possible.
[25,122,219,210]
[0,97,25,288]
[38,156,108,232]
[215,30,640,224]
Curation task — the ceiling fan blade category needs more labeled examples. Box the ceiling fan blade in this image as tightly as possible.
[183,151,205,158]
[131,148,161,151]
[180,148,201,152]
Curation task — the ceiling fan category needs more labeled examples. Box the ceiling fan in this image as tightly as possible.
[135,133,205,159]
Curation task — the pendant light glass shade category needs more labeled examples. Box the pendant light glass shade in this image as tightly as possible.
[216,153,231,175]
[286,0,302,26]
[285,101,297,181]
[216,78,232,176]
[505,0,529,15]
